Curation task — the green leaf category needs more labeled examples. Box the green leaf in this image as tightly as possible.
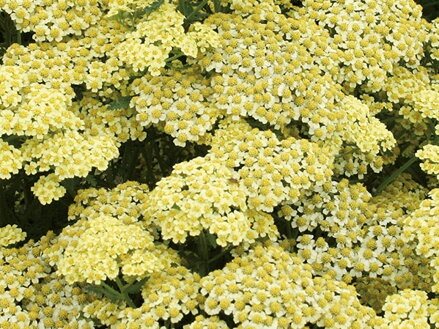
[213,0,221,12]
[177,0,193,17]
[61,177,80,198]
[124,276,149,294]
[108,96,133,110]
[372,156,418,196]
[184,0,209,24]
[2,135,25,147]
[138,0,165,17]
[84,174,97,187]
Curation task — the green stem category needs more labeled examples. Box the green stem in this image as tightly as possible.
[373,156,418,196]
[142,142,155,187]
[152,138,167,176]
[197,231,209,275]
[285,220,293,239]
[335,147,359,159]
[165,51,185,63]
[16,30,21,44]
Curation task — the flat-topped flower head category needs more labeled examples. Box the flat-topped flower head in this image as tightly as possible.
[0,233,96,328]
[130,69,220,146]
[300,0,429,90]
[69,181,149,225]
[417,144,439,180]
[142,156,278,246]
[2,0,103,42]
[110,1,218,75]
[21,130,119,203]
[45,215,167,284]
[0,141,23,180]
[0,224,26,247]
[208,119,334,212]
[402,188,439,292]
[381,289,435,328]
[201,242,378,328]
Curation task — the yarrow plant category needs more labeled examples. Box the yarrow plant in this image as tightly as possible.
[0,0,439,328]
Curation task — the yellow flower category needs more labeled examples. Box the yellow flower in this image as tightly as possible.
[31,173,66,205]
[0,141,23,179]
[417,144,439,180]
[55,215,158,284]
[143,156,277,246]
[131,69,219,146]
[0,225,26,247]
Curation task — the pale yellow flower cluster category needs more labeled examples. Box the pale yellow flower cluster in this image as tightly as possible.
[111,1,219,75]
[0,0,218,204]
[68,181,149,224]
[0,140,22,179]
[201,242,378,328]
[381,67,439,157]
[428,18,439,60]
[208,119,334,212]
[131,69,220,146]
[402,188,439,292]
[377,289,438,328]
[194,7,397,182]
[1,0,103,42]
[417,144,439,180]
[142,156,278,246]
[30,173,67,205]
[44,215,167,284]
[0,224,26,247]
[83,266,201,328]
[330,95,396,178]
[283,175,436,291]
[0,233,96,328]
[0,33,128,203]
[300,0,428,91]
[22,131,119,204]
[0,0,438,328]
[280,179,370,240]
[199,11,345,137]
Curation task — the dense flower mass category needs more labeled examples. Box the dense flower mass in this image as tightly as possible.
[130,69,221,146]
[0,224,26,247]
[0,0,439,328]
[207,118,335,212]
[142,156,279,246]
[201,242,379,328]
